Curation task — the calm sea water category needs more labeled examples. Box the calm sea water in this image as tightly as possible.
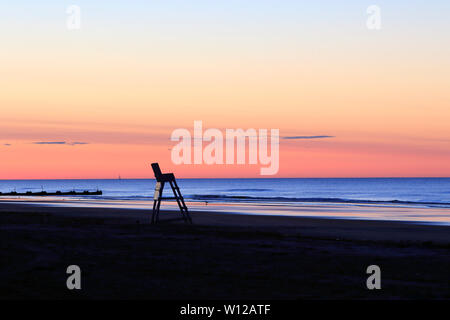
[1,178,450,208]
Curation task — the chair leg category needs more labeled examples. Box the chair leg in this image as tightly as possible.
[151,200,158,224]
[173,179,192,224]
[183,206,192,224]
[154,182,164,223]
[152,179,192,224]
[169,180,188,222]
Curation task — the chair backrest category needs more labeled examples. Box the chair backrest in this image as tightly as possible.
[151,163,163,181]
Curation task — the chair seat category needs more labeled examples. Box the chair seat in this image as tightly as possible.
[160,173,175,182]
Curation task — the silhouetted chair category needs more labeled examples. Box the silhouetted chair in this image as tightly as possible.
[151,163,192,224]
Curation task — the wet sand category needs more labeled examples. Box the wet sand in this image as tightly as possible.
[1,202,449,299]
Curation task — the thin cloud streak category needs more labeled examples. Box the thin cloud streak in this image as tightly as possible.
[69,142,89,145]
[32,141,89,146]
[282,135,335,140]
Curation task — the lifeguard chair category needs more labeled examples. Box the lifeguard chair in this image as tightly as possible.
[151,163,192,224]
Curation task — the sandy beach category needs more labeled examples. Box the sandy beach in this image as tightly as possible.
[1,201,449,299]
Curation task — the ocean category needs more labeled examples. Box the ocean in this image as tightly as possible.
[1,178,450,206]
[2,178,450,224]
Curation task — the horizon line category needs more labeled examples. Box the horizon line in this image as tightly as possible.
[1,176,450,181]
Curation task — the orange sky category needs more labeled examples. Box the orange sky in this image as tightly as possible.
[1,1,450,179]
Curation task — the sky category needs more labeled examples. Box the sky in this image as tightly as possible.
[1,0,450,179]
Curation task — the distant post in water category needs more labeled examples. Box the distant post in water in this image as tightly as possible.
[151,163,192,224]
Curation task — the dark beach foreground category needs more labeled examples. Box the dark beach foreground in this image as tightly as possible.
[1,202,449,299]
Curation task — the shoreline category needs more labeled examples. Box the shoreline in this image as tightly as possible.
[1,201,449,243]
[1,197,450,226]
